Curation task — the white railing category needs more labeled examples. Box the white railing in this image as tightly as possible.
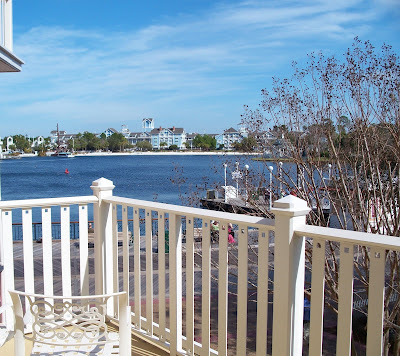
[0,177,399,356]
[0,195,98,329]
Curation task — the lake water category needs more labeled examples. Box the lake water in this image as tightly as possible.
[0,154,263,222]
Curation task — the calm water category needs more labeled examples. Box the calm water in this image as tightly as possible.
[0,154,261,222]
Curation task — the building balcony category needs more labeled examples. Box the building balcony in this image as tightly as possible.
[0,177,398,355]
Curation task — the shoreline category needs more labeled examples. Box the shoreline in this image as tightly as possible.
[14,151,262,158]
[74,151,261,157]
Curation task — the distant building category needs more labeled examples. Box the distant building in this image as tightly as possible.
[216,127,246,150]
[31,136,44,148]
[253,130,276,145]
[0,137,13,152]
[127,132,151,146]
[4,136,13,151]
[121,125,130,137]
[102,128,118,138]
[50,130,79,150]
[142,118,154,133]
[185,133,199,149]
[151,126,186,149]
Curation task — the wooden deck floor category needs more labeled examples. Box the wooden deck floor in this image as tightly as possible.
[1,326,170,356]
[11,238,205,296]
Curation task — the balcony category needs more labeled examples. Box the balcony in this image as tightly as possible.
[0,177,399,355]
[0,0,23,72]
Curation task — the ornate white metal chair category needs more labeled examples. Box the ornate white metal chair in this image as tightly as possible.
[9,290,131,356]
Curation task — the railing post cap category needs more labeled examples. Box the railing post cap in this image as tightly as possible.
[90,177,115,191]
[271,194,310,216]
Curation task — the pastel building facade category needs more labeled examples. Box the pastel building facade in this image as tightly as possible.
[216,127,247,150]
[151,127,186,149]
[127,132,151,146]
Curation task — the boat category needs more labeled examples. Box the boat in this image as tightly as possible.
[52,151,74,158]
[0,154,21,160]
[200,186,269,215]
[51,123,74,158]
[200,162,331,218]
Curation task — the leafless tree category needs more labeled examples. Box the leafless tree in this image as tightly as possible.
[240,38,400,355]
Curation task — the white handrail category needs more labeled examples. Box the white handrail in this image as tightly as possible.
[104,195,275,228]
[295,224,400,251]
[0,195,98,210]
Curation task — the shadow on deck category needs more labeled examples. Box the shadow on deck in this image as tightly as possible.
[1,321,170,356]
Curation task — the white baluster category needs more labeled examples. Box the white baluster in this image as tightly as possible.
[42,207,53,296]
[186,215,195,355]
[336,243,354,356]
[236,224,248,355]
[366,247,385,356]
[60,206,71,297]
[256,228,270,356]
[158,211,166,341]
[169,213,183,354]
[218,220,229,356]
[133,207,141,330]
[309,239,326,356]
[78,204,89,296]
[145,209,153,335]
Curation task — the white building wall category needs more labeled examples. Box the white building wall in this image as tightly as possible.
[6,136,13,151]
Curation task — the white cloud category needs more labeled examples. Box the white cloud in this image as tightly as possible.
[0,0,398,136]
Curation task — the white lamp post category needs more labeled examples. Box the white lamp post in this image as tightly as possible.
[279,161,283,197]
[235,162,239,197]
[244,164,249,200]
[328,163,332,180]
[268,165,274,210]
[223,163,228,203]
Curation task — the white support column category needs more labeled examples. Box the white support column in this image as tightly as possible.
[91,178,115,296]
[4,0,13,51]
[271,195,310,356]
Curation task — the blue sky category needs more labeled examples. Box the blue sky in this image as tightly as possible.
[1,0,399,137]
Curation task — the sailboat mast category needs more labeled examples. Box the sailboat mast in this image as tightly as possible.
[57,123,60,152]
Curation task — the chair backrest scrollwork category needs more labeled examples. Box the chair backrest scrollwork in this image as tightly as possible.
[8,290,131,355]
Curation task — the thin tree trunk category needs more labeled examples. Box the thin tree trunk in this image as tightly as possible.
[393,312,400,356]
[384,329,391,356]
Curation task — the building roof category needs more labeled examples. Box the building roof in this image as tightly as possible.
[224,127,239,134]
[51,130,67,135]
[129,132,150,138]
[150,127,184,135]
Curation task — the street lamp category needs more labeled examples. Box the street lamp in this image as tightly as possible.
[223,163,228,203]
[268,165,274,210]
[279,161,283,197]
[235,162,239,197]
[244,164,249,200]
